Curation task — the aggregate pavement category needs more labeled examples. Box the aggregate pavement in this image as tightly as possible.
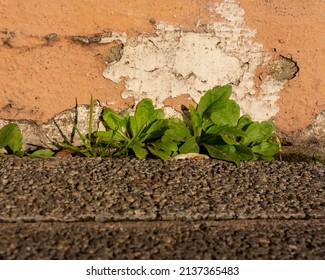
[0,157,324,259]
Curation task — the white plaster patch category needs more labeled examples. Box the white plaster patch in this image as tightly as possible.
[103,0,286,121]
[215,0,245,23]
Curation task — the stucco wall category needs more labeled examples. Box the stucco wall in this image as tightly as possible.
[0,0,324,151]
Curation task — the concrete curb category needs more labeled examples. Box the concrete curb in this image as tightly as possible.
[0,158,324,259]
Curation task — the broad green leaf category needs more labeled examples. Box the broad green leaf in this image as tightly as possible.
[237,114,253,130]
[167,117,183,127]
[179,137,200,154]
[241,121,275,145]
[162,124,192,142]
[0,123,23,154]
[128,116,138,137]
[221,134,238,145]
[203,144,240,165]
[189,104,202,138]
[234,145,254,161]
[252,141,279,157]
[29,149,55,158]
[135,98,155,129]
[94,130,125,143]
[202,119,214,131]
[205,125,246,143]
[152,109,165,120]
[94,130,113,142]
[151,140,178,152]
[197,85,232,118]
[219,126,247,145]
[143,119,169,141]
[171,150,178,157]
[148,146,171,160]
[102,108,128,130]
[205,124,222,135]
[200,134,223,145]
[219,126,247,137]
[132,142,148,158]
[210,100,240,127]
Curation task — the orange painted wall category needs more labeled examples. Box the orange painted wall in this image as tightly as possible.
[0,0,324,136]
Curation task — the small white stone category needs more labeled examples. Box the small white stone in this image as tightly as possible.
[170,153,210,160]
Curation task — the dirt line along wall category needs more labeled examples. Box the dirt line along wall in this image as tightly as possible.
[0,0,324,154]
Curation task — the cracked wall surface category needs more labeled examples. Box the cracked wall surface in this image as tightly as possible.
[0,0,324,150]
[102,1,291,122]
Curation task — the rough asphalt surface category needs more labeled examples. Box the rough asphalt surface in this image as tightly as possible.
[0,157,324,259]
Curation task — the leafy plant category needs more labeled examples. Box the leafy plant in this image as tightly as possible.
[0,123,23,156]
[97,98,177,160]
[56,96,175,159]
[28,149,55,158]
[0,85,280,164]
[49,85,280,163]
[0,123,54,157]
[161,85,279,165]
[58,95,115,157]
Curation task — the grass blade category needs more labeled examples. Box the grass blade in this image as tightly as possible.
[88,95,94,143]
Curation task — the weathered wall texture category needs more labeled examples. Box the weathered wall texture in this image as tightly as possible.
[0,0,324,151]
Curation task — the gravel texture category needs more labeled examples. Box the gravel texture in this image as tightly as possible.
[0,157,324,259]
[0,221,324,260]
[0,158,324,221]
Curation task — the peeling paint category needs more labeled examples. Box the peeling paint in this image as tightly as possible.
[1,0,322,153]
[102,0,290,121]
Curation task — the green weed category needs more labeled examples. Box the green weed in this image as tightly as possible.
[162,85,279,165]
[98,98,175,160]
[0,85,282,164]
[0,123,23,156]
[0,123,54,158]
[58,95,117,157]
